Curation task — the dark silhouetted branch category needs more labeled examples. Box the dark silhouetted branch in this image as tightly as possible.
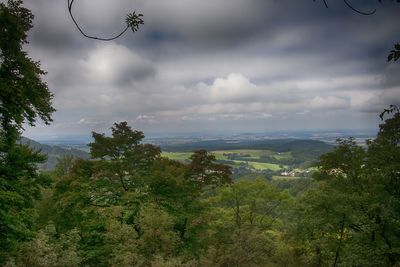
[379,105,400,120]
[343,0,377,15]
[314,0,390,15]
[67,0,143,41]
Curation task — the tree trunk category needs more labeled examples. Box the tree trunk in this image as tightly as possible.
[333,215,346,267]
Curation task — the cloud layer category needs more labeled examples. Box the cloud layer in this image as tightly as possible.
[15,0,400,138]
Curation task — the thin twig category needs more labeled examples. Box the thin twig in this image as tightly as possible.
[315,0,379,15]
[343,0,376,15]
[313,0,329,9]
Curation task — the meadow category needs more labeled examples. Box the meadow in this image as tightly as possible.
[162,149,291,171]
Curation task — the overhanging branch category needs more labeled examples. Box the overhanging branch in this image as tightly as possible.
[67,0,143,41]
[314,0,392,15]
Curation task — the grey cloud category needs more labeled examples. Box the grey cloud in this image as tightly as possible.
[382,64,400,89]
[136,0,275,43]
[14,0,400,139]
[24,0,88,52]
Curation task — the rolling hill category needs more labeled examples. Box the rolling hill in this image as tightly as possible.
[20,137,90,170]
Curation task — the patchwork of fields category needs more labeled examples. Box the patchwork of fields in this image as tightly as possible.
[162,149,291,171]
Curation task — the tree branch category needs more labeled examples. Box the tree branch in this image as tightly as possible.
[315,0,381,15]
[343,0,376,15]
[333,215,346,267]
[67,0,143,41]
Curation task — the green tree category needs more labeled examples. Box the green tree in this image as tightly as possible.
[294,108,400,266]
[201,179,294,266]
[5,224,82,267]
[188,150,232,186]
[45,124,208,265]
[0,0,55,261]
[0,143,50,253]
[89,121,161,192]
[0,0,54,136]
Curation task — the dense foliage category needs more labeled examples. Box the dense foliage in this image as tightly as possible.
[2,111,399,266]
[0,0,54,132]
[0,0,54,262]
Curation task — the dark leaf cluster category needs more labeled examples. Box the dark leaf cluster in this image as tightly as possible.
[388,43,400,62]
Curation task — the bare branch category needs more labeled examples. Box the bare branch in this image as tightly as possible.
[313,0,329,8]
[67,0,143,41]
[343,0,376,15]
[315,0,381,15]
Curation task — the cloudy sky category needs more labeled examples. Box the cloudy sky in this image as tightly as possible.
[17,0,400,139]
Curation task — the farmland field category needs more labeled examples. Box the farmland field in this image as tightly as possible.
[160,139,331,175]
[212,149,292,159]
[162,149,288,171]
[272,175,301,180]
[161,152,192,161]
[247,162,282,171]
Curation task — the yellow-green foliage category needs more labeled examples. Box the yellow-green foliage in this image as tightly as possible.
[138,203,180,257]
[5,225,81,267]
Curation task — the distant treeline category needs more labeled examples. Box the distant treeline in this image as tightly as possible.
[162,139,333,162]
[162,139,331,152]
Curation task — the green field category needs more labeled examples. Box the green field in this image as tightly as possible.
[247,162,282,171]
[272,175,301,180]
[162,149,288,171]
[212,149,291,159]
[161,152,192,161]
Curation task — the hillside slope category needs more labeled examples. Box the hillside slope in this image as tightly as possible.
[20,137,90,170]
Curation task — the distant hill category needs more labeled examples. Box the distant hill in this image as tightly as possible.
[20,137,90,170]
[162,138,331,152]
[18,137,332,171]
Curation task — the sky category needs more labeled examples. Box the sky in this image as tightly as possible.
[14,0,400,139]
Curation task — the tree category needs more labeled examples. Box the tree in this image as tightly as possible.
[187,150,232,186]
[5,224,82,267]
[0,143,51,261]
[294,108,400,266]
[199,179,295,267]
[0,0,55,136]
[44,125,212,265]
[88,122,161,193]
[0,0,55,261]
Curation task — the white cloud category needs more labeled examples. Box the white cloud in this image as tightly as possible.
[209,73,257,102]
[81,43,154,85]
